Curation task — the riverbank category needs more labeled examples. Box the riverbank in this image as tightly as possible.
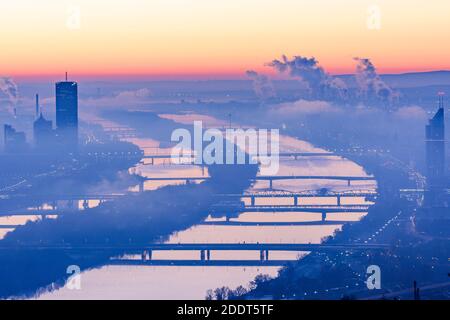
[178,106,448,299]
[238,132,449,299]
[0,140,142,215]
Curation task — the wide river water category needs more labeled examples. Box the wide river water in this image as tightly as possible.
[0,114,376,299]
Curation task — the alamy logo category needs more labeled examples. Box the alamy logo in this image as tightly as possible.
[366,265,381,290]
[366,5,381,30]
[171,121,280,175]
[66,5,81,30]
[66,265,81,290]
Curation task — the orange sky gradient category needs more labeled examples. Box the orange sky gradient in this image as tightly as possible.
[1,0,449,80]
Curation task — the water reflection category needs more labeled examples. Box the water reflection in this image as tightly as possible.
[37,266,280,300]
[37,124,376,299]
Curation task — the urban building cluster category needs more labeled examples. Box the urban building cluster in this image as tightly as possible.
[3,74,78,154]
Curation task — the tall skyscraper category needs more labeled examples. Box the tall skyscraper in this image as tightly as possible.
[56,74,78,150]
[425,93,446,205]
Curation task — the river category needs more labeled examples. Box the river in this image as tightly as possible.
[0,114,376,299]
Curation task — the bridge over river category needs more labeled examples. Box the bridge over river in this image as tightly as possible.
[140,175,375,189]
[139,151,339,164]
[0,203,370,221]
[0,242,390,266]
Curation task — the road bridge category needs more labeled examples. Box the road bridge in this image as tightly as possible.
[242,204,369,220]
[141,175,376,188]
[199,220,354,226]
[219,190,377,206]
[0,201,370,221]
[0,242,390,266]
[138,152,339,165]
[108,259,293,267]
[2,194,124,201]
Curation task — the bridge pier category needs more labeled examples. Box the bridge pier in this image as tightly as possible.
[337,196,341,206]
[251,196,255,206]
[293,196,298,206]
[321,212,327,222]
[259,250,269,261]
[200,250,206,261]
[269,179,273,190]
[200,250,211,261]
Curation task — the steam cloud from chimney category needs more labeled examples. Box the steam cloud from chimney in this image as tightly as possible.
[267,55,348,101]
[353,57,398,106]
[264,55,398,108]
[0,77,19,115]
[246,70,276,102]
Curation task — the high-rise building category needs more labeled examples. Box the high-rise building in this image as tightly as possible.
[33,94,55,151]
[425,94,446,206]
[426,96,445,185]
[33,114,53,149]
[419,94,449,236]
[56,74,78,150]
[4,124,27,153]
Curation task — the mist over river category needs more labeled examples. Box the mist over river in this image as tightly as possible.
[33,114,376,300]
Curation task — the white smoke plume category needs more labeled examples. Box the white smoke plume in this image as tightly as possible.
[353,57,398,106]
[267,55,348,101]
[0,77,19,116]
[246,70,276,102]
[81,88,152,108]
[269,99,337,116]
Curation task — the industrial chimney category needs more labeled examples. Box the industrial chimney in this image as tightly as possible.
[35,94,39,118]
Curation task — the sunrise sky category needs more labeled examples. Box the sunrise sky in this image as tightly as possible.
[1,0,449,79]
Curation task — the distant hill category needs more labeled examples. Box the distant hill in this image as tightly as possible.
[337,70,450,88]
